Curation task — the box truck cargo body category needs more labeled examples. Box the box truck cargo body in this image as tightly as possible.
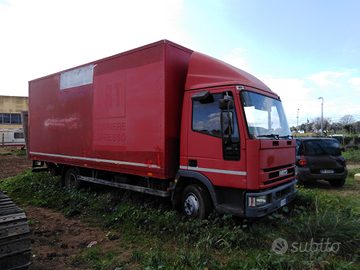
[29,41,190,181]
[27,40,297,219]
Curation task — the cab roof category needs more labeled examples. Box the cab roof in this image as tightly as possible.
[185,52,273,93]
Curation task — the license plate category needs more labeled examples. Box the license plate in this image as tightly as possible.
[280,198,287,207]
[320,169,334,174]
[279,169,288,176]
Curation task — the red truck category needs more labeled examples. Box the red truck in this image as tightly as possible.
[26,40,297,219]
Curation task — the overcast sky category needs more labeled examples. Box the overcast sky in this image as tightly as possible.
[1,0,359,127]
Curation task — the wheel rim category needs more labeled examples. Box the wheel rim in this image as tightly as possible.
[184,193,199,216]
[67,173,76,187]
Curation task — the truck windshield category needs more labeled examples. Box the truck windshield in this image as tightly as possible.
[240,91,291,139]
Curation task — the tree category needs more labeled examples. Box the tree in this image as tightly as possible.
[297,120,313,133]
[328,122,343,134]
[312,117,331,135]
[343,124,352,134]
[353,121,360,134]
[339,115,355,125]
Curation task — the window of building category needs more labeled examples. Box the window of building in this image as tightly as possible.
[11,114,21,124]
[0,113,22,124]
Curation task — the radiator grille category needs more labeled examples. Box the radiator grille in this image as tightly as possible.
[263,164,295,186]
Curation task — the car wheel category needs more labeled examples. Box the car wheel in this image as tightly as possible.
[182,184,212,220]
[296,175,305,185]
[329,178,345,187]
[64,168,83,189]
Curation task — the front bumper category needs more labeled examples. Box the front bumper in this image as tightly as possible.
[245,179,297,218]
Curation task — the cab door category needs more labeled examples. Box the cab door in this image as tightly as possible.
[184,88,246,189]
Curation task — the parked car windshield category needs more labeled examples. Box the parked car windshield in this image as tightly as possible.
[304,140,341,156]
[240,91,291,139]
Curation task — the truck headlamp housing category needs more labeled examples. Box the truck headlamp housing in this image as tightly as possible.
[248,195,268,207]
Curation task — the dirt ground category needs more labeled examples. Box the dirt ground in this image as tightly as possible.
[1,148,360,269]
[0,149,131,269]
[0,150,32,179]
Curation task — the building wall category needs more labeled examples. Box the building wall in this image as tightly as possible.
[0,96,28,130]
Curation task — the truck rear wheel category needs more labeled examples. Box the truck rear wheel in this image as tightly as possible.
[64,168,83,189]
[182,184,212,220]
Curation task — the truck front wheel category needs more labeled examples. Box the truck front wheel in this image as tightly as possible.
[64,168,83,189]
[182,184,212,220]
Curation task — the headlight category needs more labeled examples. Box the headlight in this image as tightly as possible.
[248,195,268,207]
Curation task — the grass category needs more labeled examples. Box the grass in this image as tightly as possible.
[1,170,360,269]
[0,148,359,269]
[343,148,360,163]
[0,147,12,155]
[0,146,26,156]
[15,149,26,156]
[346,167,360,189]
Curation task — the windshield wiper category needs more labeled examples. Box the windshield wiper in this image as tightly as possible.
[257,134,279,139]
[316,142,329,155]
[279,135,293,139]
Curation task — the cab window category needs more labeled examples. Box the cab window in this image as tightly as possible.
[192,93,222,137]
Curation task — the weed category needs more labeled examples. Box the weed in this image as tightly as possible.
[290,195,360,256]
[15,149,26,156]
[2,171,360,269]
[71,247,122,270]
[130,249,144,263]
[348,168,360,180]
[343,148,360,162]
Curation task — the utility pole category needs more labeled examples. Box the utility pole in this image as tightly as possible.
[297,108,300,137]
[318,97,324,136]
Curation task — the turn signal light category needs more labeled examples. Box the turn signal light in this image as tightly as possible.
[298,157,307,166]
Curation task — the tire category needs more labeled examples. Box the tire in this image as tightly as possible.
[64,168,83,189]
[182,184,213,220]
[296,175,304,185]
[329,178,345,187]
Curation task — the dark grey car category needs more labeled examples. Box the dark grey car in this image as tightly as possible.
[295,138,347,187]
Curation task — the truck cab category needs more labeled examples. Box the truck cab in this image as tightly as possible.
[173,52,297,218]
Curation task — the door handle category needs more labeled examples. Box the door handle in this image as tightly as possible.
[189,159,197,167]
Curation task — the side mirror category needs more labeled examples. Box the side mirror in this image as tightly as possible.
[219,98,234,110]
[221,111,234,135]
[191,91,210,101]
